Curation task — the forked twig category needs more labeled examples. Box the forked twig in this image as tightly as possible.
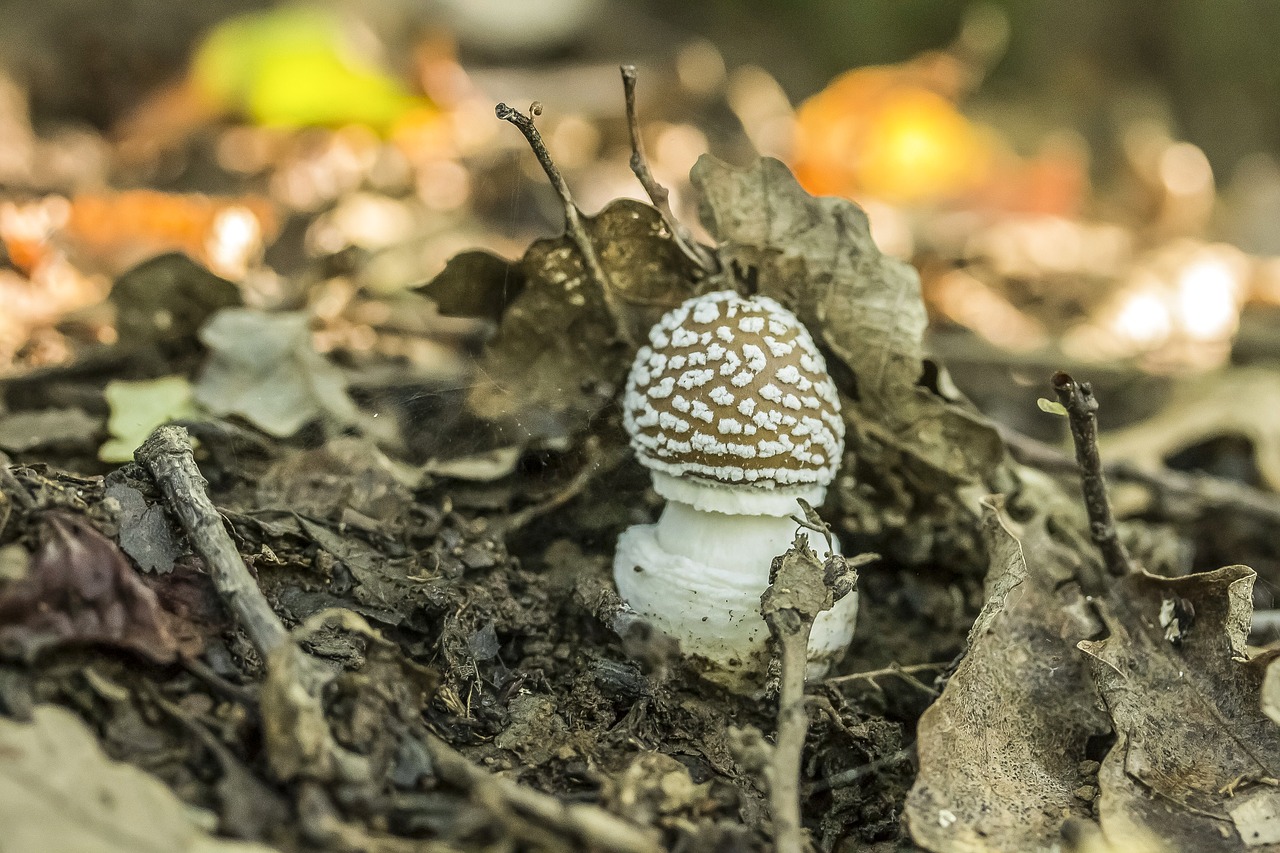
[495,102,631,340]
[619,65,718,275]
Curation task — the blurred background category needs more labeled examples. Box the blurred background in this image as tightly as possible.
[3,0,1280,453]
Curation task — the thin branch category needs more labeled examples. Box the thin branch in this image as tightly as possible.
[619,64,718,275]
[1052,372,1135,576]
[809,745,917,794]
[495,102,630,341]
[759,538,851,853]
[499,437,612,535]
[825,661,950,687]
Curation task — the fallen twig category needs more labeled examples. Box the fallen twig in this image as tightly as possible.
[423,732,661,853]
[766,604,812,853]
[619,64,718,275]
[826,661,949,688]
[1052,372,1136,576]
[136,425,288,656]
[138,427,359,782]
[139,425,654,843]
[499,437,614,534]
[809,744,917,794]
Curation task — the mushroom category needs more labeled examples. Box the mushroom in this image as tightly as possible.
[615,290,855,690]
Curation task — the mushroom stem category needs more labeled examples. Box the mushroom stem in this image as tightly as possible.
[613,487,858,691]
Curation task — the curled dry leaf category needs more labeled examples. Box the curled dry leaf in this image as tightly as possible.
[0,511,179,662]
[1100,367,1280,490]
[1081,566,1280,852]
[906,500,1110,853]
[417,199,700,443]
[689,155,1004,487]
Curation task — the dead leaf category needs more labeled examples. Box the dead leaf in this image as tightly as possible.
[1080,566,1280,852]
[422,445,523,482]
[762,534,840,625]
[692,155,924,402]
[142,562,226,659]
[423,250,525,323]
[689,155,1004,487]
[0,512,179,662]
[1100,367,1280,490]
[255,438,415,528]
[110,252,243,345]
[195,308,361,438]
[0,406,100,453]
[906,500,1110,852]
[0,704,273,853]
[417,199,699,443]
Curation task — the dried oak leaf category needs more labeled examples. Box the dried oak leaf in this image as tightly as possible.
[1081,566,1280,852]
[689,155,1003,487]
[0,511,179,662]
[906,500,1110,853]
[417,199,699,442]
[0,705,273,853]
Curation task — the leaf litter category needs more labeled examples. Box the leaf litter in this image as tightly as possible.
[0,71,1279,853]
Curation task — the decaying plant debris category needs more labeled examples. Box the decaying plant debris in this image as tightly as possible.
[3,67,1280,853]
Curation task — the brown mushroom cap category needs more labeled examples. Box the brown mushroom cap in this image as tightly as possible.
[622,291,845,500]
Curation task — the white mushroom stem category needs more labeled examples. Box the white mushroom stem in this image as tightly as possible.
[613,484,858,692]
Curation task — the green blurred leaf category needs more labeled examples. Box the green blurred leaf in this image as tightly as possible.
[1037,398,1068,416]
[191,4,427,130]
[100,376,197,463]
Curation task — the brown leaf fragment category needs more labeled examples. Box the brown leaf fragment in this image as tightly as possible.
[906,502,1110,853]
[417,199,699,442]
[0,407,101,453]
[1100,367,1280,491]
[0,511,179,662]
[110,251,243,346]
[195,309,361,438]
[142,560,225,658]
[1080,566,1280,852]
[418,249,525,322]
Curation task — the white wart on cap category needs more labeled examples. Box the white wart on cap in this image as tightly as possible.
[622,290,845,515]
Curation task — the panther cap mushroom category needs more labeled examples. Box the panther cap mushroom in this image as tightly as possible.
[615,290,856,690]
[622,290,845,516]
